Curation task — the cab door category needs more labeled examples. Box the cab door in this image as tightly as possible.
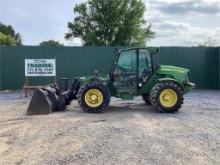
[138,49,153,85]
[112,49,138,93]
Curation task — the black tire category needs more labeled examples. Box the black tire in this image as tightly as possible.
[77,81,110,113]
[142,94,152,105]
[150,81,183,113]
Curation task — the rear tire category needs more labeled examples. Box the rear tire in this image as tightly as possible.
[77,81,110,113]
[150,81,183,113]
[142,94,151,105]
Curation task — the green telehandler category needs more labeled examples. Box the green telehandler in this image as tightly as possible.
[27,47,195,115]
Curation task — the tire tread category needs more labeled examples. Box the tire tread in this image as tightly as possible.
[150,81,183,113]
[78,81,110,113]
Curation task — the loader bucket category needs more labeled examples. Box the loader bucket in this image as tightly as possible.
[26,84,61,115]
[26,79,80,115]
[26,88,54,115]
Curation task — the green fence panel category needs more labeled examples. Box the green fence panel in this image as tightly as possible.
[219,47,220,90]
[0,46,115,90]
[155,47,219,89]
[0,46,219,90]
[0,46,2,90]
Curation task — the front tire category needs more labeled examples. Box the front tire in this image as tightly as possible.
[77,82,110,113]
[150,81,183,113]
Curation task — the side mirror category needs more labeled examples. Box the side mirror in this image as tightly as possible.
[154,48,160,54]
[149,47,160,55]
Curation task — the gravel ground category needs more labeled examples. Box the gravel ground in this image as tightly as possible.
[0,90,219,165]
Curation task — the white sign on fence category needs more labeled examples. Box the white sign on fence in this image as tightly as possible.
[25,59,56,77]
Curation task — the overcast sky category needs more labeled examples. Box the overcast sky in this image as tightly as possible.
[0,0,220,46]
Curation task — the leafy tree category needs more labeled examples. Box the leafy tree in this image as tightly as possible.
[0,22,22,45]
[65,0,154,46]
[39,40,64,47]
[0,32,16,46]
[199,37,219,47]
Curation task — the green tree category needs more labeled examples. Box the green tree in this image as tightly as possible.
[0,32,16,46]
[0,22,22,45]
[39,40,64,47]
[65,0,154,46]
[199,37,219,47]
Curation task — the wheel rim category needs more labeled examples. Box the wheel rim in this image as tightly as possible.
[84,89,103,107]
[159,89,177,108]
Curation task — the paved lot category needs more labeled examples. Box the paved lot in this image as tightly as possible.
[0,90,220,165]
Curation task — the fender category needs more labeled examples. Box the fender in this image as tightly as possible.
[159,77,178,82]
[158,78,184,90]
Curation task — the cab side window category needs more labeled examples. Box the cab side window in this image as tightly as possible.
[139,49,152,77]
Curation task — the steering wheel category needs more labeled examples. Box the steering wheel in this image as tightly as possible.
[116,65,136,77]
[117,65,127,72]
[142,68,151,77]
[116,65,129,76]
